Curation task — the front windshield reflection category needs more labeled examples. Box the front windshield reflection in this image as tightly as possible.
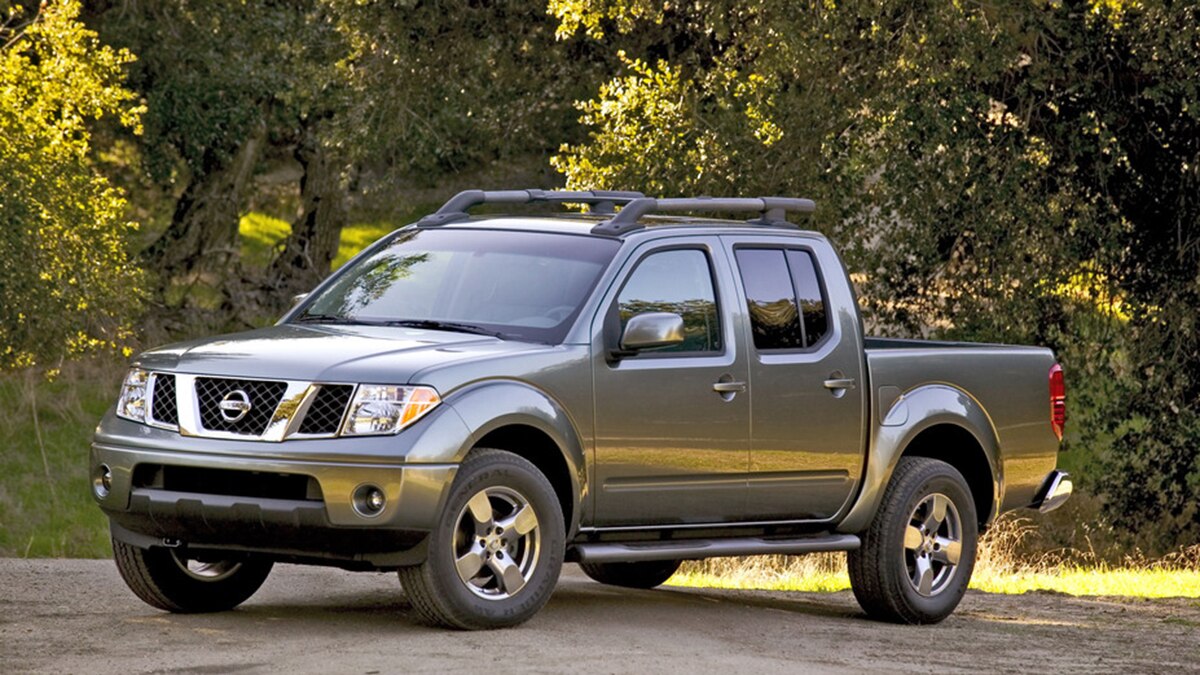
[298,228,620,344]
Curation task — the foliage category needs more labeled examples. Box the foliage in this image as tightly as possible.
[0,0,145,371]
[324,0,610,184]
[552,0,1200,549]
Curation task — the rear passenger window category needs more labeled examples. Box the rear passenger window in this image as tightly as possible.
[735,247,829,350]
[786,250,828,346]
[734,249,804,350]
[617,249,722,354]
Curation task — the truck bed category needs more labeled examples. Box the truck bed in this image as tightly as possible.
[863,338,1058,513]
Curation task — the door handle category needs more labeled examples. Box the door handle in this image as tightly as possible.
[712,381,747,393]
[823,378,857,390]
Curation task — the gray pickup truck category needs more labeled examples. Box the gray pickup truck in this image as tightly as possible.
[92,189,1072,629]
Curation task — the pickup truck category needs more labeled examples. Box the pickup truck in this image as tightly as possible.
[91,189,1072,629]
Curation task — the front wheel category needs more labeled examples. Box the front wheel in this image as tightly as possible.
[398,448,565,629]
[113,540,273,613]
[847,457,978,624]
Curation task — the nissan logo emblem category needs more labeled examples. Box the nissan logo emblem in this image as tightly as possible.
[218,389,252,422]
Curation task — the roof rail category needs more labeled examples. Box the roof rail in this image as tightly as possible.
[591,196,817,236]
[416,189,647,227]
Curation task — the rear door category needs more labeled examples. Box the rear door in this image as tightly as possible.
[591,236,750,526]
[723,235,867,521]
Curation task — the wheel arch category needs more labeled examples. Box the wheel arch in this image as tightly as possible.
[899,424,994,529]
[440,380,587,538]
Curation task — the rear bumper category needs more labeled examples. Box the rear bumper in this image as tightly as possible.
[1031,470,1072,514]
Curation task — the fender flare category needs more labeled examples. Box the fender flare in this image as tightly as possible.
[405,380,587,537]
[837,383,1002,533]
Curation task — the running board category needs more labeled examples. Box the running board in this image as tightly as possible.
[572,534,860,563]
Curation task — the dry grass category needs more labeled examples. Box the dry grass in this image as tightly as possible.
[668,515,1200,598]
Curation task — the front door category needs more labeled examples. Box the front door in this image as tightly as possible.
[591,239,750,526]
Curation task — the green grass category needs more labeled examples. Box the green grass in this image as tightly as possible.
[972,567,1200,597]
[237,212,415,272]
[238,212,293,267]
[0,365,120,558]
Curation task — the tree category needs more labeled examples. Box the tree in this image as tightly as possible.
[552,0,1200,549]
[92,0,345,302]
[91,0,611,319]
[0,0,145,371]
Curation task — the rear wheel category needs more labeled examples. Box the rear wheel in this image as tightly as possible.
[398,448,564,629]
[112,539,273,613]
[848,457,977,624]
[579,559,682,589]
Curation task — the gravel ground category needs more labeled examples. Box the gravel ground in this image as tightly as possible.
[2,559,1198,674]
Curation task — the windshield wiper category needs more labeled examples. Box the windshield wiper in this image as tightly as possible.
[294,313,355,324]
[384,319,504,338]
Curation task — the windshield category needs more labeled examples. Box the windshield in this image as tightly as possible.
[295,228,620,343]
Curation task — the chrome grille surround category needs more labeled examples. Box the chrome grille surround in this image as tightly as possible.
[136,372,357,442]
[147,373,180,430]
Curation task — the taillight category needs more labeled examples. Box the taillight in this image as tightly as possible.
[1049,363,1066,442]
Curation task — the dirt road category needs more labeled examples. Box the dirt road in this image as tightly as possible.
[2,559,1197,674]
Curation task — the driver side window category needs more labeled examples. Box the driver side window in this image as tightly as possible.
[616,249,722,354]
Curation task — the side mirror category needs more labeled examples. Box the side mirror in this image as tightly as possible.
[291,292,310,307]
[619,312,686,352]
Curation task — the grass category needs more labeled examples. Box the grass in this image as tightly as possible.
[669,557,1200,598]
[0,363,120,558]
[237,211,418,272]
[667,516,1200,598]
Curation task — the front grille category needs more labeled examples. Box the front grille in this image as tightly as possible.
[132,464,322,501]
[195,377,287,436]
[299,385,354,435]
[150,374,178,426]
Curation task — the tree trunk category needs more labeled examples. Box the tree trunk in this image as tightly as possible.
[143,121,267,284]
[267,123,348,296]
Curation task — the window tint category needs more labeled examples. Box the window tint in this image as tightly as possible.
[786,250,828,346]
[617,249,721,353]
[734,247,831,350]
[735,249,804,350]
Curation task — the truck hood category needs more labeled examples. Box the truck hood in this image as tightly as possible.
[134,323,555,384]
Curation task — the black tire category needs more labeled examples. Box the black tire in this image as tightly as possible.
[398,448,565,629]
[847,457,978,624]
[112,539,273,613]
[579,559,682,589]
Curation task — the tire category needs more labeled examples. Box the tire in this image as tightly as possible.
[112,539,273,613]
[847,457,978,624]
[398,448,565,629]
[579,559,682,589]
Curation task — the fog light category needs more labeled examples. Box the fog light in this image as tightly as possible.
[353,484,386,517]
[93,464,112,499]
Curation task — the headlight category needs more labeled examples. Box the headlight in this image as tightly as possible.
[115,368,150,423]
[341,385,441,436]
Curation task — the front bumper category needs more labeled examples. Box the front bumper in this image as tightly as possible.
[91,414,462,568]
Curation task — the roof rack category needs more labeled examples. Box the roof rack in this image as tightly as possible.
[416,189,647,227]
[590,196,817,236]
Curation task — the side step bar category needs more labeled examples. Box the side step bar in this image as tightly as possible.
[572,534,860,563]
